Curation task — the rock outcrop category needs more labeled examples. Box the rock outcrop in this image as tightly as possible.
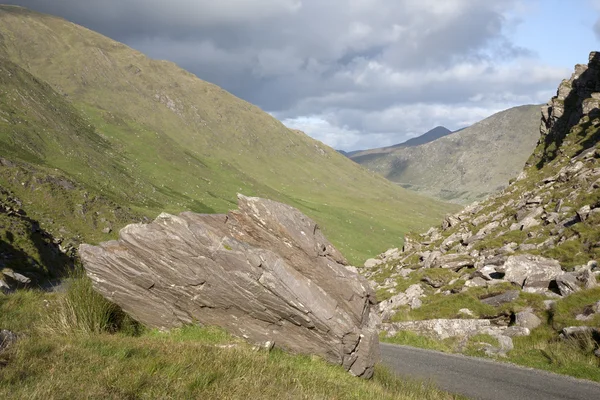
[80,195,379,378]
[364,52,600,357]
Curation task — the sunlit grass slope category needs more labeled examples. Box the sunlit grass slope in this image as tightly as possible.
[0,5,457,265]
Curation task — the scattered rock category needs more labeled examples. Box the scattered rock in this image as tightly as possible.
[501,255,562,288]
[102,227,112,234]
[473,265,503,281]
[577,205,592,221]
[556,273,581,296]
[382,319,496,340]
[379,284,424,320]
[80,195,380,378]
[503,326,531,337]
[464,277,487,288]
[1,269,31,284]
[480,291,520,307]
[515,310,542,330]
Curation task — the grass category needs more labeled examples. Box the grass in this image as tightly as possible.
[382,331,457,353]
[0,281,461,399]
[0,7,458,272]
[381,285,600,382]
[509,326,600,381]
[390,292,498,322]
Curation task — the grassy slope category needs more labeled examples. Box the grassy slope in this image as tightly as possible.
[0,284,461,400]
[351,105,541,204]
[0,5,457,266]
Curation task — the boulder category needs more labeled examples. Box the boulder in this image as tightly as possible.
[515,310,542,330]
[480,290,520,306]
[80,195,380,378]
[501,255,563,288]
[431,254,475,271]
[556,273,581,296]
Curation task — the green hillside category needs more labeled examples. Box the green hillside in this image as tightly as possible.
[351,105,541,204]
[0,5,457,270]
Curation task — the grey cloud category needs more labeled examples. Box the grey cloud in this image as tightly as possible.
[5,0,566,150]
[595,18,600,40]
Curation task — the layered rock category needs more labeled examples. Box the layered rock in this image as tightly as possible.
[80,195,379,378]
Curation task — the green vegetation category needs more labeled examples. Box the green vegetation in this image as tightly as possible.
[382,285,600,382]
[391,292,498,322]
[350,105,541,204]
[0,281,460,400]
[381,331,457,353]
[509,326,600,381]
[0,5,457,271]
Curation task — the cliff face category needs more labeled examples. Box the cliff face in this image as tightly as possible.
[362,53,600,359]
[534,52,600,168]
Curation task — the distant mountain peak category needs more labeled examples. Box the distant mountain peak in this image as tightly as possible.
[392,126,452,148]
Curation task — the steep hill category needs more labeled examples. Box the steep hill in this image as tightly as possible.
[351,105,541,204]
[364,52,600,379]
[0,5,456,277]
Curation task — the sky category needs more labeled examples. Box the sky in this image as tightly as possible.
[4,1,600,151]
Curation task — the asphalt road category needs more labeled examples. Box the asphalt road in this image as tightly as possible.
[380,342,600,400]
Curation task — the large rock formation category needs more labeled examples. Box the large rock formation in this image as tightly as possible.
[79,195,380,378]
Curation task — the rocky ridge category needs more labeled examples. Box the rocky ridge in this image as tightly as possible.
[363,52,600,357]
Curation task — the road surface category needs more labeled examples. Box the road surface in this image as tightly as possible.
[380,342,600,400]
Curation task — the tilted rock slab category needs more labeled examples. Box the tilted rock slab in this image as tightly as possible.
[79,195,380,378]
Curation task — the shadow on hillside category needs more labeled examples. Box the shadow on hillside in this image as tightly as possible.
[537,52,600,168]
[0,213,74,291]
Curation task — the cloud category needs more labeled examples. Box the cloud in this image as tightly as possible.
[5,0,570,150]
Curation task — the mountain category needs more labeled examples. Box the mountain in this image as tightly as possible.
[392,126,453,148]
[350,105,541,204]
[364,52,600,378]
[0,5,456,282]
[336,126,452,158]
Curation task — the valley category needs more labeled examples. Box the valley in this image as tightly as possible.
[0,4,599,400]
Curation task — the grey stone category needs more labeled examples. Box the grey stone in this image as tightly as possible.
[515,310,542,330]
[577,205,592,221]
[473,265,503,281]
[480,290,520,306]
[379,284,424,320]
[102,227,112,234]
[556,273,581,296]
[423,251,442,269]
[381,319,494,340]
[80,195,380,378]
[503,326,531,337]
[464,277,487,288]
[431,254,475,271]
[1,269,31,284]
[561,326,598,339]
[503,255,562,287]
